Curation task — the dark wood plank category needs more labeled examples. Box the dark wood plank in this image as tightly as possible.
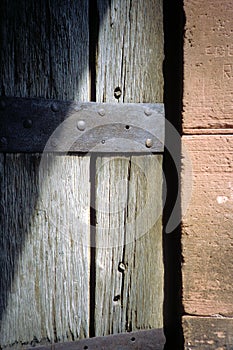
[0,0,89,100]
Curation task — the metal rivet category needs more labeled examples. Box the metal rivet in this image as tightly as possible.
[50,138,58,148]
[118,262,126,272]
[0,137,7,146]
[101,140,105,144]
[114,87,122,99]
[145,138,153,148]
[98,109,105,116]
[77,120,86,131]
[0,100,6,110]
[144,108,152,116]
[23,119,33,128]
[51,103,59,112]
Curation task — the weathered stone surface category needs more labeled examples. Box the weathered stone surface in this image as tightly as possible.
[182,135,233,316]
[183,0,233,132]
[183,316,233,350]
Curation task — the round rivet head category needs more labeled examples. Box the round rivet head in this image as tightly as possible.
[23,119,33,128]
[145,138,153,148]
[51,103,59,112]
[144,108,152,116]
[50,138,58,148]
[98,109,105,116]
[77,120,86,131]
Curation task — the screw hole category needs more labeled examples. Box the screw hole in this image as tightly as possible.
[113,295,120,302]
[131,337,136,342]
[125,125,130,130]
[114,87,122,99]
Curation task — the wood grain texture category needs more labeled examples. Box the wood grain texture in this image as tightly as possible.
[183,0,233,132]
[96,0,164,103]
[95,156,163,334]
[0,0,89,101]
[94,0,164,336]
[0,154,90,347]
[182,135,233,316]
[0,1,91,347]
[183,316,233,349]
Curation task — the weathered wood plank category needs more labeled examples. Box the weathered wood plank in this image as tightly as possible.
[0,154,90,346]
[182,135,233,316]
[183,0,233,132]
[183,316,233,349]
[96,0,164,103]
[95,0,164,336]
[0,0,89,100]
[95,156,163,334]
[0,1,90,347]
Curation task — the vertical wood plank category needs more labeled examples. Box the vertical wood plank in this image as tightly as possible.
[0,0,89,100]
[96,0,164,103]
[0,1,90,347]
[0,155,90,346]
[95,156,163,334]
[95,0,164,335]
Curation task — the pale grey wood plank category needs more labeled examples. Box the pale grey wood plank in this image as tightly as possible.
[95,155,163,334]
[96,0,164,103]
[95,0,164,336]
[0,154,90,346]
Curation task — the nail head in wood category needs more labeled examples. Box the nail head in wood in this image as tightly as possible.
[114,87,122,99]
[118,262,126,272]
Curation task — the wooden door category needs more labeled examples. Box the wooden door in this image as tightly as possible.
[0,1,164,347]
